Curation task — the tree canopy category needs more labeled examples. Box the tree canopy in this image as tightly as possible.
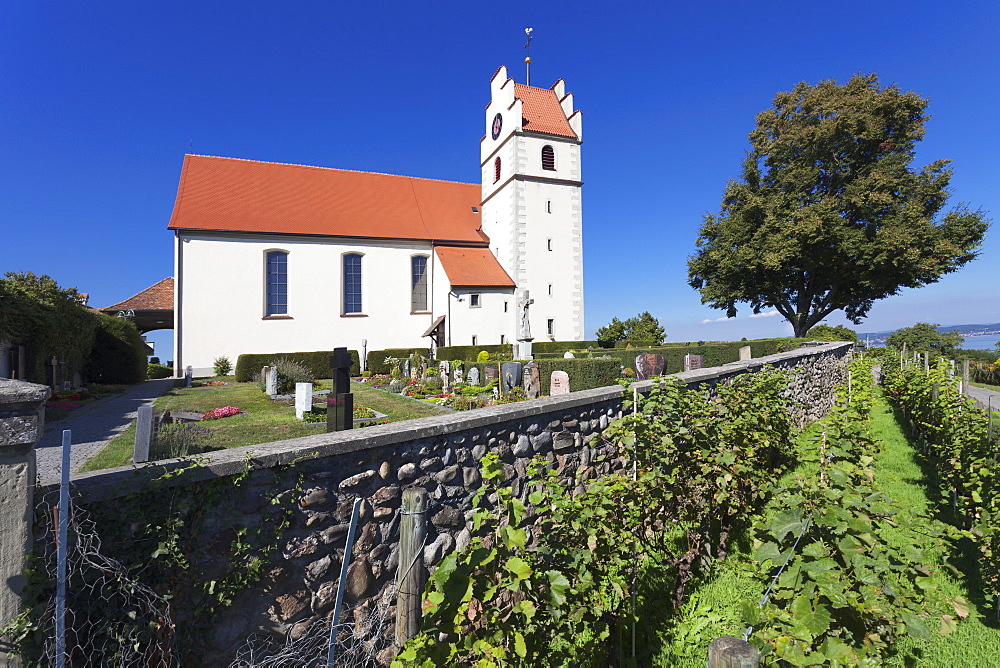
[805,324,858,342]
[886,322,963,356]
[595,311,666,344]
[688,74,989,337]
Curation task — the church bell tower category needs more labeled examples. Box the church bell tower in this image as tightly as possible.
[479,65,584,342]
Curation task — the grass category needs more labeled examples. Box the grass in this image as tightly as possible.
[79,377,448,473]
[972,380,1000,393]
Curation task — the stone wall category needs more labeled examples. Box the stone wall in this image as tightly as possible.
[42,342,851,664]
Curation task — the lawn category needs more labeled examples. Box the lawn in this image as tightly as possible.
[971,380,1000,393]
[80,377,448,472]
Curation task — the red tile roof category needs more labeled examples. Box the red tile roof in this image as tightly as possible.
[103,277,174,311]
[168,155,488,244]
[514,84,578,139]
[435,247,515,288]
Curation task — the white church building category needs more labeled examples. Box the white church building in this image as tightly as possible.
[170,65,584,376]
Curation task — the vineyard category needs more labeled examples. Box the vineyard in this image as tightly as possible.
[396,352,1000,666]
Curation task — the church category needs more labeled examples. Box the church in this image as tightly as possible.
[169,65,584,376]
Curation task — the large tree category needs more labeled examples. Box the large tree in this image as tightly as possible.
[687,74,989,337]
[886,322,963,356]
[596,311,666,344]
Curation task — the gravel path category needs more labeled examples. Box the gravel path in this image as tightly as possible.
[36,378,176,484]
[967,383,1000,412]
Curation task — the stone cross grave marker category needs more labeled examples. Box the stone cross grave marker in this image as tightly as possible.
[523,362,540,399]
[403,359,411,379]
[550,370,570,395]
[327,347,354,432]
[265,366,278,396]
[635,353,665,380]
[439,361,451,391]
[739,346,752,361]
[134,404,154,464]
[185,365,193,388]
[484,365,498,384]
[467,367,480,386]
[295,382,313,420]
[683,354,704,372]
[501,362,523,394]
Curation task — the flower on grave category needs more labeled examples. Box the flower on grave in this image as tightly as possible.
[205,380,228,386]
[203,405,243,420]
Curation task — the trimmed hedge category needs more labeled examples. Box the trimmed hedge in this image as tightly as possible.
[235,350,360,382]
[450,358,620,394]
[84,314,148,385]
[436,344,511,362]
[365,348,430,376]
[146,363,172,379]
[530,340,600,354]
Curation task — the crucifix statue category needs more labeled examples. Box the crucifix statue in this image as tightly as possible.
[518,290,534,342]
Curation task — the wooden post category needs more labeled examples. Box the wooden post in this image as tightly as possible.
[963,360,970,395]
[134,405,153,463]
[395,487,428,647]
[708,636,759,667]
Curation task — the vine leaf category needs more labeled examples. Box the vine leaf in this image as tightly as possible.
[770,510,806,543]
[791,595,832,636]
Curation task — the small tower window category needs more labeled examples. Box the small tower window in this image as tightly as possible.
[546,200,552,214]
[541,145,555,170]
[470,293,481,308]
[547,238,553,251]
[494,157,501,183]
[547,319,555,338]
[548,284,553,297]
[472,335,478,345]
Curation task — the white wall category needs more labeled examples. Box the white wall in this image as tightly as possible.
[176,232,508,375]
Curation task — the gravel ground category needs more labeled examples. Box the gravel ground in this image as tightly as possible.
[35,378,176,484]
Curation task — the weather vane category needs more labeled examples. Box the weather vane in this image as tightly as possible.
[524,28,533,86]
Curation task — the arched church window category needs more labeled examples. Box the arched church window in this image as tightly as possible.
[343,253,363,314]
[411,255,428,312]
[541,145,555,170]
[494,157,501,183]
[265,250,288,316]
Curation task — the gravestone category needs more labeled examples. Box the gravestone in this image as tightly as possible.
[501,362,523,394]
[523,363,540,399]
[550,370,570,395]
[62,381,71,392]
[295,382,313,420]
[185,365,193,388]
[327,347,353,432]
[492,386,500,400]
[134,405,153,464]
[683,354,704,372]
[484,365,498,384]
[453,364,464,385]
[265,366,278,396]
[634,353,665,380]
[419,360,428,381]
[739,346,752,361]
[563,351,575,359]
[439,361,451,391]
[403,359,411,379]
[467,367,481,386]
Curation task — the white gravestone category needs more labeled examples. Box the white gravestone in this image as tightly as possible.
[467,367,481,386]
[266,366,278,396]
[739,346,752,361]
[295,382,313,419]
[550,370,570,395]
[185,365,193,388]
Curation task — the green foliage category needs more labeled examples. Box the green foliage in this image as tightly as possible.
[254,357,314,395]
[747,356,963,663]
[364,348,428,375]
[212,355,233,376]
[85,314,148,384]
[530,340,599,354]
[596,311,666,345]
[532,359,620,393]
[146,363,173,379]
[688,74,990,337]
[234,349,359,381]
[0,272,97,383]
[886,322,964,356]
[435,344,507,362]
[805,324,859,342]
[477,350,491,363]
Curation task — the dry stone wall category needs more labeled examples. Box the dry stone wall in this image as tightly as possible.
[50,341,851,665]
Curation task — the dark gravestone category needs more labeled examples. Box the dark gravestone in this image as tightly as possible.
[501,362,522,394]
[484,365,498,383]
[683,354,704,372]
[523,363,540,399]
[634,353,665,380]
[327,347,354,432]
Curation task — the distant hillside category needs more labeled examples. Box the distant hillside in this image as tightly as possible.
[858,323,1000,345]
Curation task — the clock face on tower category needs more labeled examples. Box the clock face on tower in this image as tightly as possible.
[491,113,503,140]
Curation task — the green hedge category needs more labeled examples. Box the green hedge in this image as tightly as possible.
[365,348,430,375]
[146,363,172,379]
[530,340,600,354]
[451,358,621,394]
[84,314,148,385]
[436,344,510,362]
[235,350,360,382]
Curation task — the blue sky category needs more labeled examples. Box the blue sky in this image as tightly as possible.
[3,1,998,360]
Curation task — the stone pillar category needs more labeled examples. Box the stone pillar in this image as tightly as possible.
[0,379,49,665]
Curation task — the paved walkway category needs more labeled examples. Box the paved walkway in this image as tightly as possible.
[36,378,176,484]
[967,383,1000,412]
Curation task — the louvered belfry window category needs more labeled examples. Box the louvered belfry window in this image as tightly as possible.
[541,145,555,170]
[494,157,501,182]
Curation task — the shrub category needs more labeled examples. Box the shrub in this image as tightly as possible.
[213,356,233,376]
[150,357,160,365]
[365,348,429,375]
[387,379,406,394]
[254,358,315,395]
[151,423,216,460]
[146,363,172,379]
[84,314,147,385]
[235,350,359,382]
[477,351,491,362]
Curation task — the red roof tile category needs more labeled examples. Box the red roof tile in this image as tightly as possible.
[435,247,515,288]
[168,155,488,244]
[103,277,174,311]
[513,84,578,139]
